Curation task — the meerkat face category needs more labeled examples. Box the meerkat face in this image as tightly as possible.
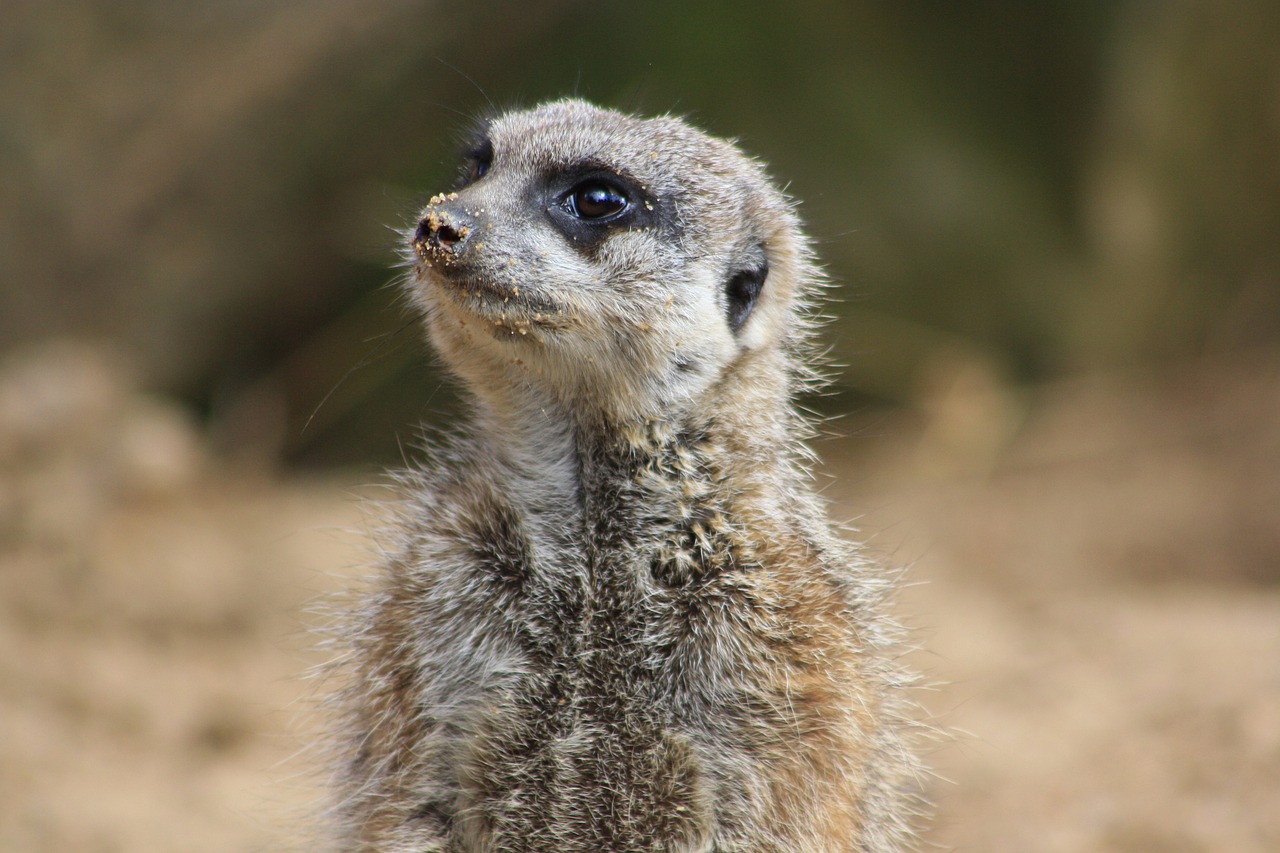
[406,100,810,421]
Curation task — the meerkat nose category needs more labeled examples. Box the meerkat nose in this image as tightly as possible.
[412,204,476,264]
[423,218,464,248]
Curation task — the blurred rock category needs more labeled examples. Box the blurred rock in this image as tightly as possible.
[912,348,1026,481]
[0,339,127,466]
[0,339,206,548]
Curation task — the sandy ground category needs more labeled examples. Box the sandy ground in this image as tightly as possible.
[2,341,1278,852]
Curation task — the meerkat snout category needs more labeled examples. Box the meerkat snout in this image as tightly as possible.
[412,201,477,266]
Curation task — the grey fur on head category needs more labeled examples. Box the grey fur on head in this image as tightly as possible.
[333,99,922,851]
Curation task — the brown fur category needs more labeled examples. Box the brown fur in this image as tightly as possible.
[333,100,921,851]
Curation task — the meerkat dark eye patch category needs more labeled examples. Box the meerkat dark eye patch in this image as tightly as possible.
[725,258,768,333]
[461,137,493,184]
[546,167,656,251]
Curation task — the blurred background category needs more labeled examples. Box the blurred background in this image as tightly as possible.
[2,1,1278,851]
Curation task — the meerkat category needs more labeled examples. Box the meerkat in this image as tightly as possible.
[334,99,920,852]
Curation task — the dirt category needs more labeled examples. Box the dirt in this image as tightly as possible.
[2,340,1277,852]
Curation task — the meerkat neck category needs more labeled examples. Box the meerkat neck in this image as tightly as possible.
[464,350,802,532]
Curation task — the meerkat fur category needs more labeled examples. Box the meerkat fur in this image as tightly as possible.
[332,99,922,852]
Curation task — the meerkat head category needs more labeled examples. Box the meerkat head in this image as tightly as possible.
[405,99,818,424]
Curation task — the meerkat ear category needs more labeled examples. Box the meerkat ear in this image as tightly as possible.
[724,254,769,333]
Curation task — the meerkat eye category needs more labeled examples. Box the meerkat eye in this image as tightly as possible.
[565,180,630,221]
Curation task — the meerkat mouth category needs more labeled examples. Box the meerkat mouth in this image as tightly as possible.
[429,270,522,304]
[425,269,578,335]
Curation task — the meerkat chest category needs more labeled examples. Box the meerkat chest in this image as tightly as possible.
[425,446,771,713]
[501,491,762,701]
[427,470,776,851]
